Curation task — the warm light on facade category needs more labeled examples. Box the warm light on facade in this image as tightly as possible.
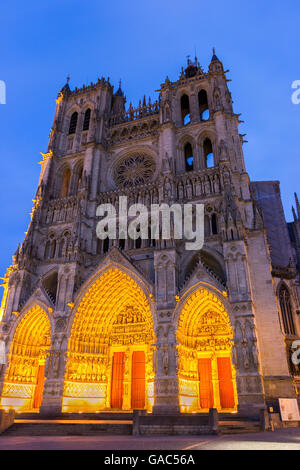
[62,267,155,413]
[0,305,50,412]
[177,288,238,413]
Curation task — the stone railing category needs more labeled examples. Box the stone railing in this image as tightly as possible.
[98,166,224,207]
[109,101,159,127]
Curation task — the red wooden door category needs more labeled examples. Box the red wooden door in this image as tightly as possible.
[111,352,125,409]
[33,364,45,409]
[198,358,214,409]
[217,357,235,409]
[131,351,145,409]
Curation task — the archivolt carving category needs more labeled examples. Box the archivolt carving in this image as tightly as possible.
[177,288,232,350]
[177,287,237,412]
[64,268,155,411]
[4,305,50,384]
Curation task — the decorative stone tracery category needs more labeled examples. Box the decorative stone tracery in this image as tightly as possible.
[113,154,156,188]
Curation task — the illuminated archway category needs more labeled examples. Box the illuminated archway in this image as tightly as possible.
[1,305,51,412]
[63,267,155,412]
[177,287,237,413]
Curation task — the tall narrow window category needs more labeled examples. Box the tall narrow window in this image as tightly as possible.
[42,271,58,303]
[204,138,214,168]
[69,112,78,134]
[61,168,71,198]
[103,238,109,254]
[211,214,218,235]
[198,89,209,121]
[76,167,83,193]
[50,239,56,259]
[279,285,296,336]
[83,108,91,131]
[181,94,190,125]
[184,143,194,172]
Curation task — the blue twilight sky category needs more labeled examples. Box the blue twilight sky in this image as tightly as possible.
[0,0,299,280]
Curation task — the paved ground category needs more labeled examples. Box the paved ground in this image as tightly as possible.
[0,428,300,450]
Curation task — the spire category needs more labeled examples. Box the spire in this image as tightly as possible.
[211,47,219,62]
[295,192,300,219]
[60,74,71,94]
[115,79,124,97]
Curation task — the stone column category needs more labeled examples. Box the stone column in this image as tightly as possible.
[39,334,67,416]
[152,326,180,415]
[152,249,180,414]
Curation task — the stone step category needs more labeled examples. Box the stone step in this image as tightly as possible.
[3,419,133,436]
[219,420,261,435]
[17,412,133,421]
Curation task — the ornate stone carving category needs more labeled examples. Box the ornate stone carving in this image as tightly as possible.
[114,154,155,188]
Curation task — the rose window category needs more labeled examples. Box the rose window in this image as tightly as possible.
[114,154,155,188]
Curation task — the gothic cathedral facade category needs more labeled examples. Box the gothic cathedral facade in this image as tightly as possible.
[0,52,300,417]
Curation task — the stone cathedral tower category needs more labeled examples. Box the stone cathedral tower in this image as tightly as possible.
[0,51,299,418]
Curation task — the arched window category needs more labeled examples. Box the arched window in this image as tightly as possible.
[50,239,56,259]
[204,138,214,168]
[69,112,78,134]
[198,90,209,121]
[75,166,83,193]
[279,285,296,336]
[211,214,218,235]
[61,168,71,198]
[181,94,190,125]
[58,231,70,258]
[42,271,58,303]
[83,109,91,131]
[184,143,194,172]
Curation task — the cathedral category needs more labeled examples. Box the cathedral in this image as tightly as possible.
[0,51,299,418]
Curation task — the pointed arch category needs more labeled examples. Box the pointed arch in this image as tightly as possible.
[175,286,237,413]
[60,168,71,198]
[181,94,190,125]
[82,108,91,131]
[0,304,51,412]
[68,112,78,134]
[278,283,296,336]
[63,266,155,412]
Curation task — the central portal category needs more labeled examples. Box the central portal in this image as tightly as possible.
[63,268,154,413]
